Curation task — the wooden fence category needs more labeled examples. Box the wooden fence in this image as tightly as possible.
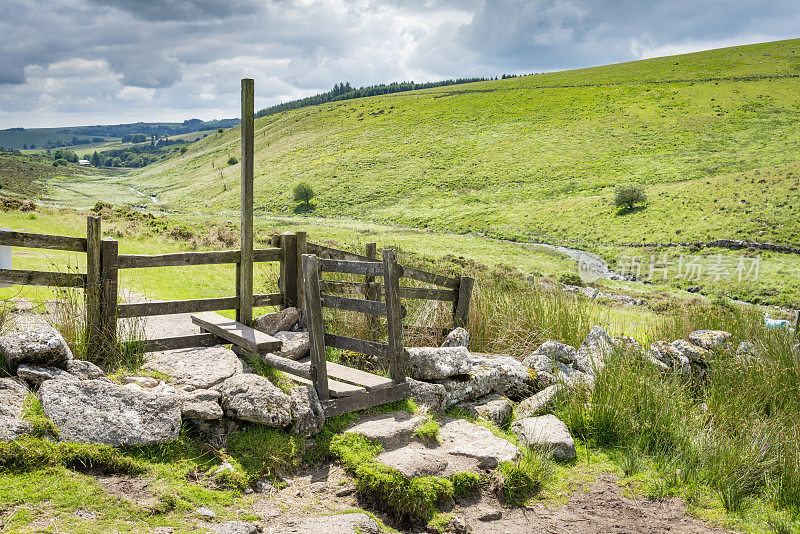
[0,222,474,358]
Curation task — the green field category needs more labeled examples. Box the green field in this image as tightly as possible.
[120,39,800,249]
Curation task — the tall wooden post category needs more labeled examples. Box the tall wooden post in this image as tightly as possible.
[238,78,255,325]
[795,310,799,339]
[100,237,119,350]
[85,216,102,361]
[454,275,474,329]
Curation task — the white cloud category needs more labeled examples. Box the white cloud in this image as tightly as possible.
[0,0,799,128]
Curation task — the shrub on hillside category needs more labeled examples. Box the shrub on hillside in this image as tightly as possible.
[614,183,647,211]
[293,181,316,212]
[227,156,238,165]
[559,272,585,287]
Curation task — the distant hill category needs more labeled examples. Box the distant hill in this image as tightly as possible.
[0,119,239,150]
[98,40,800,247]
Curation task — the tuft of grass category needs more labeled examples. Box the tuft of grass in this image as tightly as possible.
[451,471,488,497]
[0,437,146,475]
[21,394,58,438]
[494,450,553,506]
[225,424,306,484]
[412,414,440,444]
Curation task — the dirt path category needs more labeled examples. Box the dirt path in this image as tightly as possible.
[244,467,731,534]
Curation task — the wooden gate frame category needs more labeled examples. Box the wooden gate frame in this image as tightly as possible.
[302,249,411,416]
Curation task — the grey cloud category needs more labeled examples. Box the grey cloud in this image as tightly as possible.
[89,0,263,21]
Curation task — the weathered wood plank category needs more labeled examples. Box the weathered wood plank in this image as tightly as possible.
[85,216,103,362]
[318,258,384,277]
[239,77,255,326]
[301,254,329,400]
[253,248,282,262]
[321,294,387,316]
[320,280,369,295]
[454,276,475,328]
[383,249,406,383]
[320,280,457,302]
[298,357,394,391]
[116,250,241,269]
[191,311,281,353]
[321,381,410,417]
[290,375,366,398]
[0,269,85,288]
[307,242,372,262]
[365,243,379,336]
[138,333,221,353]
[252,293,283,307]
[402,265,460,289]
[0,229,86,252]
[324,333,389,358]
[117,297,239,318]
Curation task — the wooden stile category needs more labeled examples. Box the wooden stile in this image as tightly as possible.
[322,382,410,417]
[191,311,281,353]
[0,269,85,288]
[324,333,389,358]
[321,294,388,316]
[295,231,307,310]
[117,250,241,269]
[318,258,385,277]
[281,232,298,308]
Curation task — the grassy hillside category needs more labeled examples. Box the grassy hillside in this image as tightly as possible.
[125,38,800,247]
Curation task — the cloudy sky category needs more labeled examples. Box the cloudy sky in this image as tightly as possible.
[0,0,798,128]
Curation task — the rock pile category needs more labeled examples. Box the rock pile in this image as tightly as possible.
[0,310,325,446]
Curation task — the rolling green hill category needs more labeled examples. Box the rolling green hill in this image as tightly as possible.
[122,39,800,247]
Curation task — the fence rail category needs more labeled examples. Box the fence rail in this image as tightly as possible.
[0,222,474,358]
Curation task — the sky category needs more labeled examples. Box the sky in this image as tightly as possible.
[0,0,798,129]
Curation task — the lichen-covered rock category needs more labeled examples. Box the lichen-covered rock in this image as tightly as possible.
[181,388,223,420]
[377,448,449,478]
[406,346,472,380]
[345,411,426,449]
[441,327,470,349]
[187,418,241,448]
[437,417,519,470]
[612,335,641,354]
[273,331,309,360]
[689,330,732,350]
[649,341,692,375]
[254,307,300,336]
[289,385,325,436]
[522,352,575,378]
[530,340,577,364]
[574,326,614,375]
[39,379,181,445]
[511,414,576,460]
[142,346,244,389]
[217,374,291,427]
[64,359,106,380]
[513,385,558,421]
[437,362,503,408]
[17,364,76,387]
[671,339,711,364]
[736,341,759,362]
[210,521,258,534]
[272,513,381,534]
[470,353,535,400]
[0,326,73,373]
[455,394,513,425]
[0,378,32,441]
[408,378,447,412]
[121,375,159,388]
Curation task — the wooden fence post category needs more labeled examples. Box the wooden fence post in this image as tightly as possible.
[454,275,474,330]
[302,254,329,400]
[795,310,799,339]
[365,242,379,337]
[281,232,298,308]
[295,231,307,310]
[100,237,119,350]
[85,216,102,361]
[382,249,406,383]
[238,77,255,325]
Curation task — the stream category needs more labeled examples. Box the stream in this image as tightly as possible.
[126,185,158,204]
